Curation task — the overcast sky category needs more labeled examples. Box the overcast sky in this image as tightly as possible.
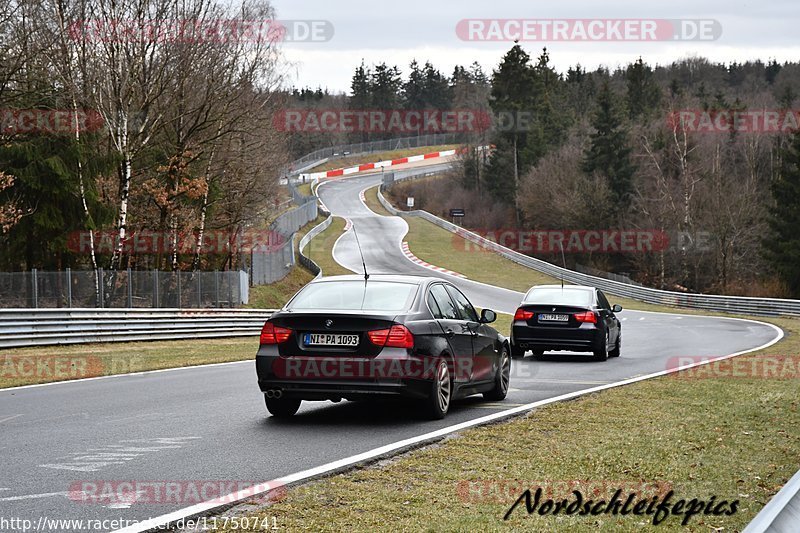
[270,0,800,94]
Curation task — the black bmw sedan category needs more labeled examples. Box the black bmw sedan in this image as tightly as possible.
[510,285,622,362]
[256,275,510,419]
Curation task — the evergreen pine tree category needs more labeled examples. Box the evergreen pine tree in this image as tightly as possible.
[582,81,635,206]
[764,129,800,296]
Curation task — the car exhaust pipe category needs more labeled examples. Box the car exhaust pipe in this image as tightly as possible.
[266,389,282,399]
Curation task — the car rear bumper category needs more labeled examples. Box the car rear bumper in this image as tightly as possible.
[511,323,603,353]
[255,350,434,401]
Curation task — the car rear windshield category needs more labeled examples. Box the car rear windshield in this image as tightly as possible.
[523,287,592,307]
[287,281,418,311]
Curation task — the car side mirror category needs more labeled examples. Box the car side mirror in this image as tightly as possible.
[480,309,497,323]
[612,304,622,313]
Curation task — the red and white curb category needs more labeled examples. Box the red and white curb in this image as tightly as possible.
[400,242,466,278]
[302,148,457,181]
[343,218,353,232]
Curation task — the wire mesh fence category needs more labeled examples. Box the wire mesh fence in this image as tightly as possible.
[0,269,248,309]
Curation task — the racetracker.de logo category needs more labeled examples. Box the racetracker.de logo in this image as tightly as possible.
[456,19,721,42]
[273,109,492,134]
[457,479,673,504]
[666,355,800,379]
[1,355,104,379]
[455,229,672,254]
[68,19,333,43]
[667,109,800,133]
[0,109,104,135]
[68,480,285,505]
[66,230,286,255]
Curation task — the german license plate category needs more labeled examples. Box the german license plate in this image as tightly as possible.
[538,314,569,322]
[303,333,359,346]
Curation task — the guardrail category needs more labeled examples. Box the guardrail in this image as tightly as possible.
[743,468,800,532]
[377,186,800,318]
[0,308,275,348]
[297,215,333,278]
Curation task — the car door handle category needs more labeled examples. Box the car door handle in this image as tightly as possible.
[444,328,455,338]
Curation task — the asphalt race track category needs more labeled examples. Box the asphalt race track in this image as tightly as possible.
[0,167,781,531]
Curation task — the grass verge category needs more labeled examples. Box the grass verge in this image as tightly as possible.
[0,337,258,389]
[308,145,460,173]
[304,216,353,276]
[246,216,323,309]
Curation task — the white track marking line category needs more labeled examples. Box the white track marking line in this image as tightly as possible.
[0,414,23,424]
[0,491,72,502]
[112,323,783,533]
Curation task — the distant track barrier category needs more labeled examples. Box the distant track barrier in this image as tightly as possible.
[0,308,275,349]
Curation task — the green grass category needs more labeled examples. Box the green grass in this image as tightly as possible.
[246,215,324,309]
[296,182,312,196]
[363,185,394,217]
[0,337,258,389]
[308,145,460,173]
[247,267,314,309]
[304,216,354,276]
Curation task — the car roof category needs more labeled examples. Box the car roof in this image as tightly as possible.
[311,274,442,285]
[528,284,596,291]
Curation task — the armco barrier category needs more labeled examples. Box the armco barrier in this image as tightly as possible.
[0,308,275,348]
[298,215,333,278]
[377,187,800,318]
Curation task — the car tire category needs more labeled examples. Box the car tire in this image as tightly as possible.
[609,334,621,358]
[264,396,302,418]
[510,344,525,359]
[483,347,510,401]
[423,358,451,420]
[593,333,609,362]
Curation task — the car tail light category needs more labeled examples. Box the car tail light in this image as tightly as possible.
[260,322,292,344]
[514,308,534,320]
[368,325,414,348]
[574,311,598,324]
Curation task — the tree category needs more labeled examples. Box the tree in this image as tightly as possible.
[764,129,800,296]
[485,44,536,208]
[402,60,425,110]
[582,80,635,207]
[350,60,371,109]
[625,57,661,119]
